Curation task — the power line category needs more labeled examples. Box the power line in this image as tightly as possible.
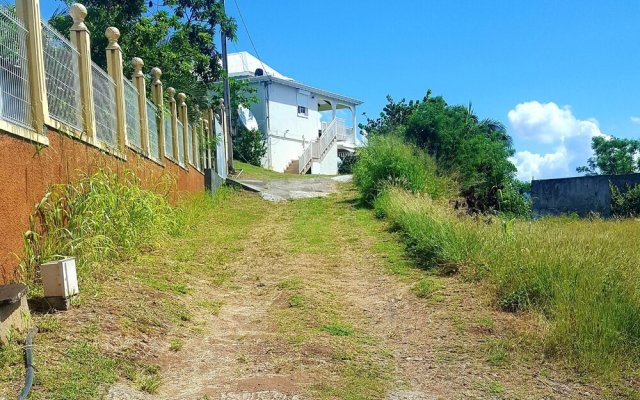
[232,0,271,81]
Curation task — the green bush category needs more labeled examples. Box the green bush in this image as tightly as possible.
[611,183,640,217]
[352,134,454,203]
[338,153,357,174]
[234,127,267,167]
[496,180,532,218]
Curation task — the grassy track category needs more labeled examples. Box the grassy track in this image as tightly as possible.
[1,180,631,399]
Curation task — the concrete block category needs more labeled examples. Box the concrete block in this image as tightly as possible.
[0,283,31,345]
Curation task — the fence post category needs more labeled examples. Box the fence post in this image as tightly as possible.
[105,27,127,150]
[132,57,149,155]
[178,92,189,166]
[69,3,96,142]
[198,111,205,169]
[150,67,165,160]
[208,107,215,169]
[168,87,178,161]
[193,105,200,167]
[203,118,210,169]
[16,0,50,133]
[219,98,231,173]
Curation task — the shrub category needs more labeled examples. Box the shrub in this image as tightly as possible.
[234,127,266,167]
[338,153,357,174]
[496,180,532,218]
[611,183,640,217]
[352,134,454,203]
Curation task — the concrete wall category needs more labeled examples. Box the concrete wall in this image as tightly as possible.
[311,141,338,175]
[531,173,640,217]
[0,128,204,284]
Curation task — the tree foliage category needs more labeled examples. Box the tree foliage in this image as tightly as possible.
[233,127,266,167]
[50,0,237,112]
[360,92,427,135]
[577,136,640,175]
[209,77,259,131]
[362,92,526,214]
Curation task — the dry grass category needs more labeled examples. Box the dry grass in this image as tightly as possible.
[375,187,640,391]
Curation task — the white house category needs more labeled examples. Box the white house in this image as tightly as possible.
[228,52,363,175]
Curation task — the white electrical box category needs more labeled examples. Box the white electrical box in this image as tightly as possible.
[40,257,79,299]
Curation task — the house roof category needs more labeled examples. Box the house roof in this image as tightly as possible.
[228,51,363,106]
[228,51,291,80]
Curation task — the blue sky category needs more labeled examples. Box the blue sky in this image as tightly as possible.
[42,1,640,180]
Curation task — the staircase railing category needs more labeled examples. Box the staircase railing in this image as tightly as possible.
[315,118,338,158]
[298,118,339,174]
[298,142,313,174]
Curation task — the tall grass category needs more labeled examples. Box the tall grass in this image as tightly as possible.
[353,135,455,203]
[376,187,640,374]
[354,136,640,375]
[20,169,184,285]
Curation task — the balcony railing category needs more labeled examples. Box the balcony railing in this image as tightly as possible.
[322,118,354,144]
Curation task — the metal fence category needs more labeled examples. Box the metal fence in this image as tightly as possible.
[91,62,117,148]
[177,119,184,166]
[163,109,173,159]
[0,6,31,129]
[187,122,193,164]
[146,99,160,161]
[196,125,203,170]
[123,79,141,150]
[42,20,82,131]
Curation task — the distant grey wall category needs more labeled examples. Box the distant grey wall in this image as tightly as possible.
[531,174,640,217]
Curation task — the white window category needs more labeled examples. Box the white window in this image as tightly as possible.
[297,90,309,117]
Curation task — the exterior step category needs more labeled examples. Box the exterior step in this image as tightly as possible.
[284,160,299,174]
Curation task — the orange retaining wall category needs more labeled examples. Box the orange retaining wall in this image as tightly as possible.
[0,128,204,284]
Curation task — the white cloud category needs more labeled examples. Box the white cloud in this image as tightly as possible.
[508,101,606,181]
[631,116,640,124]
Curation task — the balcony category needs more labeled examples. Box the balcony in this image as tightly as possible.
[321,118,354,144]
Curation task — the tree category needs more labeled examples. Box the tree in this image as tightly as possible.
[233,127,266,166]
[209,77,259,170]
[577,136,640,175]
[50,0,237,113]
[359,91,430,136]
[403,97,517,211]
[209,77,258,134]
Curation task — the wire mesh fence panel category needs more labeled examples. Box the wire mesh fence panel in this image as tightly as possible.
[123,79,141,150]
[163,109,173,159]
[187,122,193,164]
[146,99,160,161]
[195,125,201,170]
[42,21,83,131]
[91,62,117,148]
[0,6,31,129]
[177,119,185,166]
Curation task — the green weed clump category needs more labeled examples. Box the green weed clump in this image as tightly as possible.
[352,134,454,203]
[375,187,640,375]
[611,183,640,217]
[20,169,181,285]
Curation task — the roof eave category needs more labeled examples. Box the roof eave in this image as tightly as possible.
[243,76,364,106]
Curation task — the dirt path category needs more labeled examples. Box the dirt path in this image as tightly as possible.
[110,183,600,400]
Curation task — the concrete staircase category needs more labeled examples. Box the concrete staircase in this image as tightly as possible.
[284,159,299,174]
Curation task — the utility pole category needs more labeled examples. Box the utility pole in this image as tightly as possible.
[221,0,234,173]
